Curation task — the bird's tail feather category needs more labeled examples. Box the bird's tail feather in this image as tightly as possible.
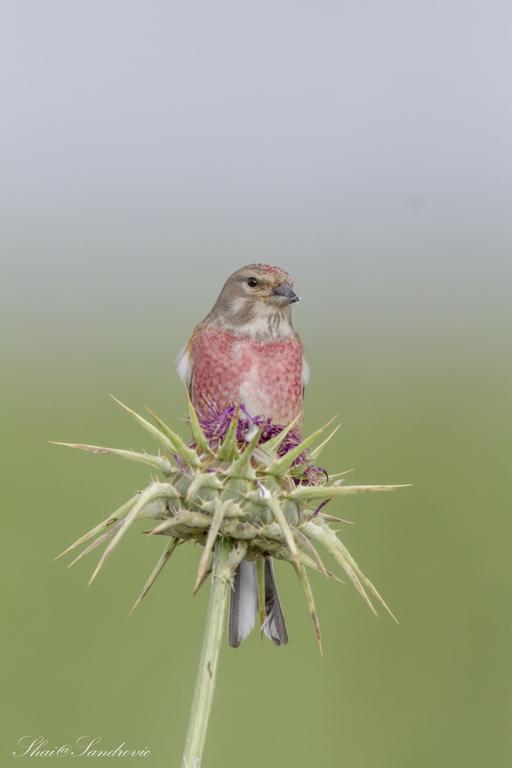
[228,558,288,647]
[262,558,289,646]
[228,559,258,648]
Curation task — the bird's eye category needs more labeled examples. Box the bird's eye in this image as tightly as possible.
[247,277,259,288]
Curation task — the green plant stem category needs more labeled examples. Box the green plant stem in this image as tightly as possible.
[181,538,231,768]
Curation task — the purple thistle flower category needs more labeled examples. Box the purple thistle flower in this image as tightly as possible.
[196,400,326,486]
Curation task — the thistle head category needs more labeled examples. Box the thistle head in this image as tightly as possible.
[52,394,408,651]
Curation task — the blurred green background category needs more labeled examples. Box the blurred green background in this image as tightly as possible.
[2,2,511,766]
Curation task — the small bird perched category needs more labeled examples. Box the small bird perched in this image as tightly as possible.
[177,263,309,646]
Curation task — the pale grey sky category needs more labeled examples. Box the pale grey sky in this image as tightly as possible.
[1,1,511,338]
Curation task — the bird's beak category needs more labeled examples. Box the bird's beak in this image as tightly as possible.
[272,284,301,304]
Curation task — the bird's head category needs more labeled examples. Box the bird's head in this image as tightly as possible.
[208,264,300,338]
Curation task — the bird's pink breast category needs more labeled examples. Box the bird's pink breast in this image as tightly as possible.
[191,325,303,426]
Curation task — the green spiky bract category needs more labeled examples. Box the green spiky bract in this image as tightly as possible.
[51,395,408,768]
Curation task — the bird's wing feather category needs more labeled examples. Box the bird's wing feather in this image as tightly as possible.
[176,345,192,390]
[176,323,204,395]
[295,331,310,396]
[301,355,310,387]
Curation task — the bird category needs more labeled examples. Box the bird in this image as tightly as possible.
[176,263,309,647]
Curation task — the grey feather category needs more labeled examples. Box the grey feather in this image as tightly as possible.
[228,557,288,647]
[262,558,289,646]
[228,560,259,647]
